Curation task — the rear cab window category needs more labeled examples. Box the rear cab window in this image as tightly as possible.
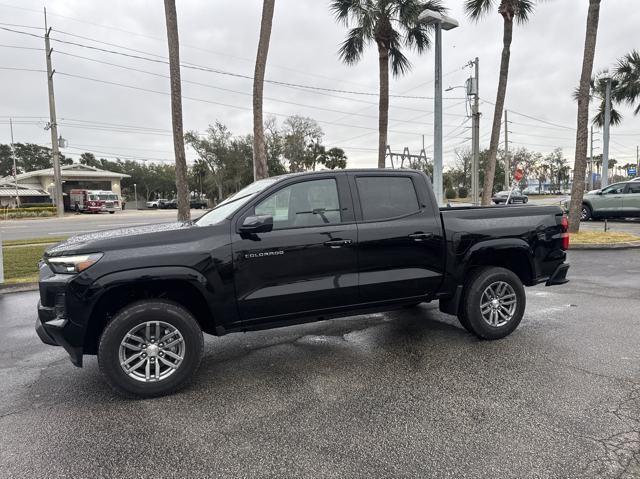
[355,176,421,221]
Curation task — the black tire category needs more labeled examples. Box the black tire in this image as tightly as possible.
[581,204,592,221]
[98,300,204,398]
[457,267,526,340]
[109,211,115,214]
[523,197,528,204]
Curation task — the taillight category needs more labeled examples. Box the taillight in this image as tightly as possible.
[560,215,569,250]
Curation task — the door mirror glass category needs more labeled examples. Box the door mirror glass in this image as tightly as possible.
[240,215,273,233]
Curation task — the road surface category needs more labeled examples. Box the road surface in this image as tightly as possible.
[0,209,205,241]
[1,250,638,478]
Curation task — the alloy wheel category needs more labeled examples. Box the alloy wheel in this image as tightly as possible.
[480,281,517,327]
[118,321,185,382]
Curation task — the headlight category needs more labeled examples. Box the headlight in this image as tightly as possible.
[46,253,104,274]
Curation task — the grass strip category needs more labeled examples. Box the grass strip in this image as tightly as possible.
[571,231,640,244]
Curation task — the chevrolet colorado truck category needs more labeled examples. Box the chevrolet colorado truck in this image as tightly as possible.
[36,169,570,397]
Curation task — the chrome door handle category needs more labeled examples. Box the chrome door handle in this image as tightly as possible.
[324,239,353,248]
[408,232,433,242]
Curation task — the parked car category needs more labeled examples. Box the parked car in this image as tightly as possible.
[69,189,119,214]
[36,169,569,397]
[190,198,208,209]
[146,198,168,209]
[158,199,177,209]
[492,189,529,204]
[581,180,640,220]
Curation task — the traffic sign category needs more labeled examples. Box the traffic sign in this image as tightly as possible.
[628,166,637,177]
[514,168,524,182]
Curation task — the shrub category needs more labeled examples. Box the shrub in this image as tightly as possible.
[458,187,469,198]
[1,206,56,219]
[19,202,54,209]
[445,188,457,200]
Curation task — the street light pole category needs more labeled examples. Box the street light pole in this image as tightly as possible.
[418,9,458,206]
[601,77,611,188]
[134,183,138,210]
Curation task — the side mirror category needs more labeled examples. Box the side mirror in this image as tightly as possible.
[240,215,273,233]
[596,191,603,195]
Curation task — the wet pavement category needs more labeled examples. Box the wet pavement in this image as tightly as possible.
[0,250,638,478]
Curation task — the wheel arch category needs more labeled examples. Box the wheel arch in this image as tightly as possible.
[463,239,535,287]
[83,268,217,355]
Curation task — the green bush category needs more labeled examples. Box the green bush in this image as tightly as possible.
[19,202,54,209]
[1,206,56,219]
[458,187,468,198]
[445,188,457,200]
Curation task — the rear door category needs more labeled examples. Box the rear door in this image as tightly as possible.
[232,174,359,324]
[622,182,640,217]
[349,172,445,302]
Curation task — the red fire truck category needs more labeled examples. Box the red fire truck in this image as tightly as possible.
[69,189,120,214]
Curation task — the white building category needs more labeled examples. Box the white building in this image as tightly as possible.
[0,164,129,208]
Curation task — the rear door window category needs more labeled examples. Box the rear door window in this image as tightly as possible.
[356,176,420,221]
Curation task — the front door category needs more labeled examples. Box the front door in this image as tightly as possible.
[592,183,625,216]
[350,172,445,302]
[232,175,358,324]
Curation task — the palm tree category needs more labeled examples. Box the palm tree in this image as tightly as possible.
[163,0,190,222]
[568,0,601,233]
[253,0,276,181]
[572,74,622,127]
[465,0,541,204]
[331,0,445,168]
[614,49,640,115]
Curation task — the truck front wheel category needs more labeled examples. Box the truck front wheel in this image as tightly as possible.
[458,267,526,340]
[98,300,204,398]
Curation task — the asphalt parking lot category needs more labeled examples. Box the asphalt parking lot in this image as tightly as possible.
[0,249,638,478]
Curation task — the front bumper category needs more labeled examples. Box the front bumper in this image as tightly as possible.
[546,263,570,286]
[37,301,84,367]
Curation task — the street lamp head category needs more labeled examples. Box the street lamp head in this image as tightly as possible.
[418,9,459,30]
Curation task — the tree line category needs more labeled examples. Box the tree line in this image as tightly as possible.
[0,115,347,203]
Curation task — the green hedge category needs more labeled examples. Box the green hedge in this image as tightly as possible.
[18,202,54,209]
[445,188,457,200]
[1,206,56,219]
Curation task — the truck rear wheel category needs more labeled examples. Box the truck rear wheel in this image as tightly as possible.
[458,267,526,340]
[98,300,204,398]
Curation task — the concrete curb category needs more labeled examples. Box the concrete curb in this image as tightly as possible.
[570,241,640,250]
[0,282,39,294]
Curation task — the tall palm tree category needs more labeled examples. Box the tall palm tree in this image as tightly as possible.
[568,0,601,233]
[253,0,276,181]
[163,0,190,222]
[614,49,640,115]
[464,0,540,205]
[331,0,445,168]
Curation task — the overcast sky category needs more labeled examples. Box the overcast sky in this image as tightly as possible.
[1,0,639,171]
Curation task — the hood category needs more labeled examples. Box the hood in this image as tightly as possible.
[45,221,198,257]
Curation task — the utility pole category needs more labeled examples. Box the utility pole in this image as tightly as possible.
[636,145,639,176]
[504,109,509,189]
[44,8,64,217]
[9,118,20,208]
[470,57,480,206]
[433,22,443,205]
[601,77,611,188]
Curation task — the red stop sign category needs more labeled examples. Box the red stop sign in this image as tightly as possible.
[514,168,524,182]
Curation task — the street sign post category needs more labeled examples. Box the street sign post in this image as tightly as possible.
[506,168,524,205]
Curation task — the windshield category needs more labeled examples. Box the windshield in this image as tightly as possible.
[196,177,280,227]
[98,194,118,200]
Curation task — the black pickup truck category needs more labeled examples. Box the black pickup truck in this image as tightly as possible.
[36,169,570,397]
